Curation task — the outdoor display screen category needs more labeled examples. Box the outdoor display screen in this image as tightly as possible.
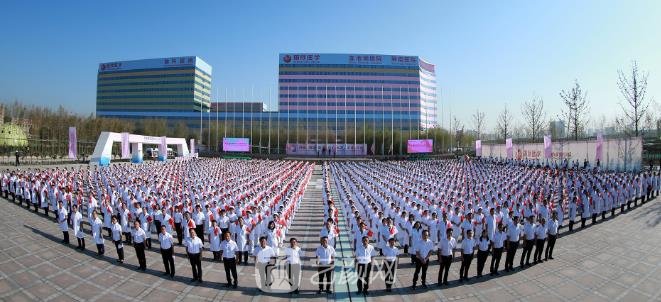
[407,139,433,153]
[222,138,250,152]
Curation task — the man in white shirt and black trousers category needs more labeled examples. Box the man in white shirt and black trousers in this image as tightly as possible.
[545,211,559,260]
[132,220,147,271]
[355,236,376,295]
[504,216,522,272]
[158,225,175,278]
[490,222,507,275]
[315,236,335,294]
[459,229,478,282]
[412,230,434,290]
[382,237,399,292]
[520,215,535,268]
[253,236,278,291]
[185,228,204,283]
[220,231,239,288]
[284,238,303,294]
[437,228,456,286]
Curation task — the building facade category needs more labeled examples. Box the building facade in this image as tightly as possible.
[278,53,437,132]
[96,56,212,114]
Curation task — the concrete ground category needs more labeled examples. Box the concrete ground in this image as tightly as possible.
[0,167,659,301]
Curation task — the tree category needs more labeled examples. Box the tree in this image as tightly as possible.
[617,61,653,137]
[496,104,512,140]
[521,96,546,141]
[453,116,464,148]
[559,80,589,140]
[472,109,485,140]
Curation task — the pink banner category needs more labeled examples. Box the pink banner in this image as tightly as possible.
[475,140,482,157]
[407,139,433,153]
[543,135,552,159]
[223,138,250,152]
[595,133,604,161]
[68,127,77,159]
[190,139,195,155]
[505,138,513,159]
[159,136,167,159]
[121,132,130,159]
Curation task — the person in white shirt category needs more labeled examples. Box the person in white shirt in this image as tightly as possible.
[382,237,399,292]
[504,216,522,272]
[355,236,376,295]
[568,197,577,232]
[284,238,302,294]
[490,222,507,275]
[476,230,491,278]
[533,217,547,264]
[232,217,250,265]
[173,207,183,245]
[58,201,69,244]
[208,220,222,261]
[218,209,230,234]
[140,207,152,249]
[459,229,477,281]
[220,231,238,288]
[437,228,456,286]
[132,220,147,271]
[90,211,105,256]
[71,204,85,251]
[320,220,337,248]
[158,225,175,278]
[520,215,535,267]
[192,205,205,244]
[315,236,335,294]
[185,228,204,283]
[110,216,124,263]
[412,230,433,289]
[254,236,278,291]
[545,212,559,261]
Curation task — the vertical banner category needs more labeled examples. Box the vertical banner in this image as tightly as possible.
[505,138,513,159]
[475,140,482,157]
[190,139,196,156]
[543,135,552,159]
[595,133,604,161]
[121,132,130,159]
[68,127,77,159]
[158,136,167,161]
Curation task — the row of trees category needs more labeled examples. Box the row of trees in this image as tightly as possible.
[1,101,471,155]
[479,61,657,142]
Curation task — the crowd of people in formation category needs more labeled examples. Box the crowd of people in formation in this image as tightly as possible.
[329,158,659,294]
[0,157,659,296]
[1,158,313,288]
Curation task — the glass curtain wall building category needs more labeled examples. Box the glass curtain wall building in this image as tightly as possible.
[96,56,212,114]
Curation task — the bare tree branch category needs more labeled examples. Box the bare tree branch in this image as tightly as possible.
[559,79,589,140]
[521,96,546,141]
[496,104,511,140]
[617,60,651,137]
[472,109,485,140]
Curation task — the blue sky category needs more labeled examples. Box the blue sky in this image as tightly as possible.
[0,0,659,131]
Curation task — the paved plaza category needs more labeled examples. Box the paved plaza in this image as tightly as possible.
[0,164,660,302]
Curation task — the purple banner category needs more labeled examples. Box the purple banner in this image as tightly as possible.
[407,139,433,153]
[286,143,367,156]
[506,138,513,159]
[543,135,552,159]
[596,133,604,161]
[223,138,250,152]
[475,140,482,157]
[159,136,167,158]
[68,127,77,159]
[121,132,130,159]
[190,139,195,155]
